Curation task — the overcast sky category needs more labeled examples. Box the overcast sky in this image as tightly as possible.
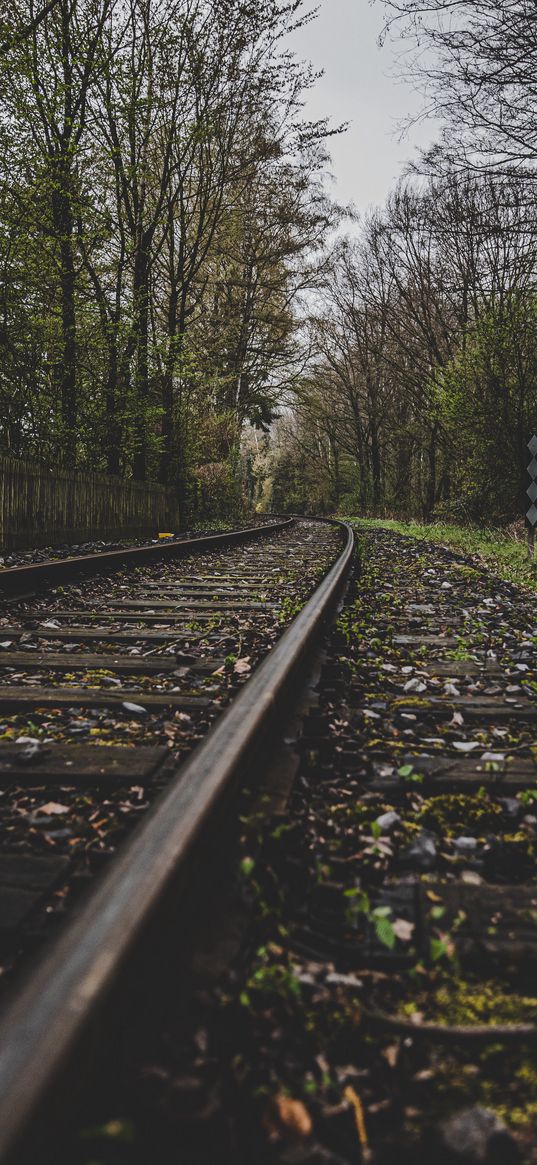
[289,0,439,213]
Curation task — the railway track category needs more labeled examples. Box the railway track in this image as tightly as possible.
[76,521,537,1165]
[0,515,351,1163]
[1,519,536,1162]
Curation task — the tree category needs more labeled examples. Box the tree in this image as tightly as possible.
[292,167,537,523]
[381,0,537,175]
[0,0,338,524]
[0,0,116,459]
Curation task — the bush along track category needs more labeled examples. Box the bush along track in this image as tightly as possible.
[79,524,537,1165]
[0,519,341,997]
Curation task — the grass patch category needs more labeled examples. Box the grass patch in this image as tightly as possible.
[341,516,537,591]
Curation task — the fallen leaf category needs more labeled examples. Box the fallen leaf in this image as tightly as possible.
[274,1094,312,1139]
[234,657,251,675]
[37,802,69,815]
[413,1068,434,1082]
[392,918,415,942]
[381,1044,399,1069]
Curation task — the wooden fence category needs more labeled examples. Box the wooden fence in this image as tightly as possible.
[0,456,181,550]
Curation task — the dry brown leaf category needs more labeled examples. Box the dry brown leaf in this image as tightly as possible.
[234,657,252,675]
[381,1043,399,1069]
[37,802,70,815]
[274,1094,313,1139]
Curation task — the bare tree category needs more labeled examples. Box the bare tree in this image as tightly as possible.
[381,0,537,174]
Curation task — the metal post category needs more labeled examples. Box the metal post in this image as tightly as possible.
[526,436,537,559]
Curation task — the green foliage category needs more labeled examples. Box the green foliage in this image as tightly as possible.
[398,764,424,785]
[0,0,335,522]
[285,173,537,528]
[434,299,537,522]
[344,888,397,950]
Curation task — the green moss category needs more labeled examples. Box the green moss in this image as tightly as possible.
[392,696,433,709]
[418,793,502,835]
[427,981,537,1026]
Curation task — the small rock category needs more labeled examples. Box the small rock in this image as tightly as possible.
[325,972,363,989]
[438,1105,519,1163]
[13,739,46,765]
[498,798,520,818]
[399,830,437,871]
[376,810,401,833]
[122,701,147,715]
[454,837,478,855]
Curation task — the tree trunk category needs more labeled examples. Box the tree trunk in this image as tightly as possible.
[51,175,77,462]
[424,422,439,519]
[160,288,179,485]
[371,424,382,511]
[132,236,151,481]
[105,333,121,475]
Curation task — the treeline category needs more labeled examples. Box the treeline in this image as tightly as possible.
[269,0,537,524]
[0,0,332,515]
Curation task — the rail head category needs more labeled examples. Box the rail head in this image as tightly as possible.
[0,518,294,600]
[0,519,354,1163]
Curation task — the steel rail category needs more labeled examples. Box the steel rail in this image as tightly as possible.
[0,518,293,599]
[0,519,354,1162]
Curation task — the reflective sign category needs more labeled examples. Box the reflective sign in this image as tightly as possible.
[527,437,537,527]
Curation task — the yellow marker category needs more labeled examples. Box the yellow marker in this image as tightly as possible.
[158,533,174,539]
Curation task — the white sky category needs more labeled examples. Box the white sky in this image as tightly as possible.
[289,0,439,213]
